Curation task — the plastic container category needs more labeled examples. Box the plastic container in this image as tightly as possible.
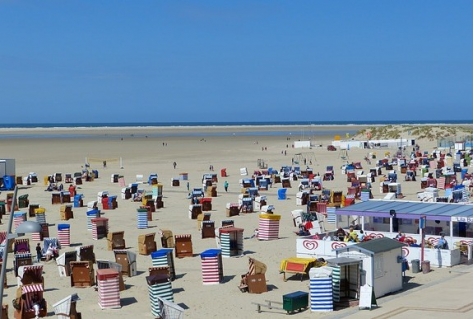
[411,259,420,273]
[421,260,430,274]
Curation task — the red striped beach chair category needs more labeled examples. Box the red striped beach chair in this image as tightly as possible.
[14,284,47,318]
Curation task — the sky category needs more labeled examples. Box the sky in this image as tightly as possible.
[0,1,472,124]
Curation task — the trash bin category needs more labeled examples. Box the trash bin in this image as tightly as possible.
[421,260,430,274]
[411,259,420,273]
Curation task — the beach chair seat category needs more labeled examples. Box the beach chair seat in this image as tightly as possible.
[69,261,94,288]
[138,233,157,255]
[13,253,33,278]
[174,234,193,258]
[323,172,334,181]
[76,245,95,264]
[160,229,175,248]
[96,260,126,291]
[42,238,60,259]
[113,249,137,277]
[56,251,76,277]
[13,284,47,319]
[107,231,126,250]
[17,265,44,289]
[52,293,81,319]
[148,266,170,278]
[86,201,97,209]
[196,213,211,231]
[14,239,30,254]
[201,220,215,239]
[60,204,74,220]
[239,257,268,294]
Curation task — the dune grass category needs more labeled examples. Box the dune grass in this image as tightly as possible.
[354,125,472,141]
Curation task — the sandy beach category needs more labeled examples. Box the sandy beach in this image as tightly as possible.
[0,125,471,319]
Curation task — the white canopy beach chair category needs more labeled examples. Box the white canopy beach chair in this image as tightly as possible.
[87,200,98,209]
[56,251,76,277]
[156,296,185,319]
[52,293,81,319]
[113,249,137,277]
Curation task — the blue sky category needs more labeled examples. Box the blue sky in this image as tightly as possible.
[1,1,472,124]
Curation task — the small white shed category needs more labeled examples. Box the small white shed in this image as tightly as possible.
[333,237,405,298]
[294,140,311,148]
[0,159,15,177]
[455,141,465,151]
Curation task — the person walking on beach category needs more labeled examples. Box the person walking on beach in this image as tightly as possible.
[36,243,42,263]
[173,161,177,169]
[224,180,229,192]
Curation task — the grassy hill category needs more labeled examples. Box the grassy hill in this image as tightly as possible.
[353,125,473,142]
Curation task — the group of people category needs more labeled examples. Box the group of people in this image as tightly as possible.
[36,242,58,262]
[295,226,364,242]
[394,231,418,246]
[295,223,451,251]
[394,231,448,249]
[334,226,366,242]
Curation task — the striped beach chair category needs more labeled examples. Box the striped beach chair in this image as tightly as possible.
[436,177,446,189]
[14,253,33,277]
[17,264,44,288]
[14,284,47,318]
[316,202,327,216]
[14,238,30,254]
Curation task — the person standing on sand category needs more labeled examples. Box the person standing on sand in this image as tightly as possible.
[36,243,42,263]
[224,181,229,192]
[173,162,177,169]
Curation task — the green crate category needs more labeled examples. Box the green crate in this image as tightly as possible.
[282,291,308,313]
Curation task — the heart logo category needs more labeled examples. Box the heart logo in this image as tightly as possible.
[402,247,409,257]
[303,240,318,250]
[332,242,347,249]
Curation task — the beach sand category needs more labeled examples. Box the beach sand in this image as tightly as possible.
[0,125,471,319]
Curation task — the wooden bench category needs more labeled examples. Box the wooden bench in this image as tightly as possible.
[252,300,284,314]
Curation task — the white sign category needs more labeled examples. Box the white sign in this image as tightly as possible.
[359,284,376,309]
[451,216,473,223]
